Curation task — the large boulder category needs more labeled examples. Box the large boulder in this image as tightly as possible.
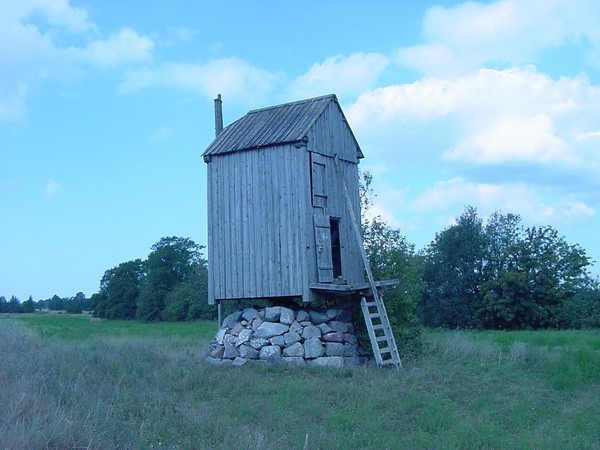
[325,342,345,357]
[304,337,324,359]
[264,306,281,322]
[235,329,252,346]
[301,324,321,340]
[279,307,295,325]
[259,345,282,363]
[222,311,242,329]
[242,308,261,322]
[254,322,289,339]
[283,342,304,357]
[309,310,329,325]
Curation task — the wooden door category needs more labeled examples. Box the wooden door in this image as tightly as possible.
[313,214,334,282]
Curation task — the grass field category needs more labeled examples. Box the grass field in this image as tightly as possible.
[1,314,599,449]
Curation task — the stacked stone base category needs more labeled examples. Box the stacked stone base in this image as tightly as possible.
[207,305,362,367]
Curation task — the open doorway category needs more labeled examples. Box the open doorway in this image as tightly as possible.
[330,217,342,279]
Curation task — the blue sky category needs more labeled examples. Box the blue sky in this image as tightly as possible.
[1,0,599,300]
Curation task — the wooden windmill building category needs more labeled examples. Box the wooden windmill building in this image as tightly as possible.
[203,94,401,368]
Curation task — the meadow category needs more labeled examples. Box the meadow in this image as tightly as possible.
[1,314,599,449]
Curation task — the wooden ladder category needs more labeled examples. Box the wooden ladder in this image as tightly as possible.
[334,155,402,370]
[361,296,402,369]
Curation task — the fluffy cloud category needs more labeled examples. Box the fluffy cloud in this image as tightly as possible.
[397,0,600,75]
[0,0,154,124]
[373,177,596,227]
[288,53,389,99]
[443,114,573,165]
[120,57,279,103]
[81,28,154,67]
[347,67,600,171]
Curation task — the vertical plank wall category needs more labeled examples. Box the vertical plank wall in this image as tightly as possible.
[305,101,365,289]
[207,144,309,303]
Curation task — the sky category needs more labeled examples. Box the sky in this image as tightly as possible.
[1,0,599,301]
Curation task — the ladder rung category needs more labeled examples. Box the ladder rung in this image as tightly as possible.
[376,336,387,342]
[369,313,381,319]
[372,325,385,331]
[364,301,378,307]
[379,347,391,354]
[381,359,399,366]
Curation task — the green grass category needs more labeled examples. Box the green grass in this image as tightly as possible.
[4,313,217,341]
[1,314,599,449]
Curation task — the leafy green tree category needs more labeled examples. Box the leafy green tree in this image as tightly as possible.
[161,262,212,321]
[137,237,204,321]
[555,279,600,328]
[47,294,64,311]
[0,296,7,313]
[6,296,22,313]
[21,296,36,313]
[421,206,487,328]
[481,225,592,329]
[95,259,144,319]
[65,299,83,314]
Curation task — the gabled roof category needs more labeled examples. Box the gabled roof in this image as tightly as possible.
[202,94,363,158]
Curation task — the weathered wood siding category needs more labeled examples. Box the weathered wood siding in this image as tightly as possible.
[305,152,364,294]
[306,100,361,163]
[207,144,310,304]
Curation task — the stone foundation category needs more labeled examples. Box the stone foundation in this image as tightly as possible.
[207,305,363,367]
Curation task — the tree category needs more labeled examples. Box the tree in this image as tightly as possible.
[136,237,204,321]
[555,279,600,328]
[95,259,144,319]
[481,224,592,329]
[421,206,487,328]
[47,294,64,311]
[420,206,594,330]
[0,296,6,313]
[161,262,212,321]
[7,296,22,313]
[22,296,36,313]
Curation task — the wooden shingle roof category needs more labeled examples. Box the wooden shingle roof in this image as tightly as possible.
[202,94,362,158]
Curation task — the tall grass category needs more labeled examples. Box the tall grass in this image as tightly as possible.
[1,316,599,448]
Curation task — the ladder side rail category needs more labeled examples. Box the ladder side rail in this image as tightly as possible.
[361,297,383,367]
[335,155,401,370]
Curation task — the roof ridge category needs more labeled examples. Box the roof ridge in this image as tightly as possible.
[247,94,336,114]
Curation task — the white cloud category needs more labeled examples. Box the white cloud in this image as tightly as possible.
[444,114,573,165]
[45,178,60,197]
[405,177,595,225]
[288,53,389,99]
[81,28,154,67]
[120,57,279,103]
[0,0,154,124]
[347,67,600,171]
[397,0,600,75]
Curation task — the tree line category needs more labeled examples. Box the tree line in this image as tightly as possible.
[4,177,598,332]
[0,292,91,314]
